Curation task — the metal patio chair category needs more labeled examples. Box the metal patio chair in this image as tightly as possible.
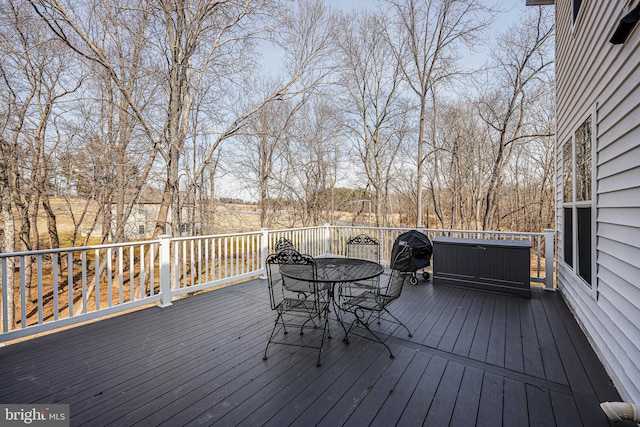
[263,249,330,367]
[337,245,413,359]
[345,234,381,289]
[345,234,380,263]
[274,237,295,253]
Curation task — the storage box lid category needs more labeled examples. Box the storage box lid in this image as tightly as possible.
[432,236,531,248]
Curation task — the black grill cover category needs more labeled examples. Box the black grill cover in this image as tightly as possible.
[391,231,432,272]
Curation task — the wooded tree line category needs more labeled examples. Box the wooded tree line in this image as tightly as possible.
[1,0,555,253]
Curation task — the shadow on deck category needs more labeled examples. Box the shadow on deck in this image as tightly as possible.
[0,275,633,426]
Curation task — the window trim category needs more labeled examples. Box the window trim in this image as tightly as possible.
[561,105,597,299]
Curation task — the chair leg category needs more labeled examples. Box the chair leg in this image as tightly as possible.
[383,307,413,338]
[315,314,330,367]
[334,304,351,344]
[263,313,283,360]
[347,310,395,359]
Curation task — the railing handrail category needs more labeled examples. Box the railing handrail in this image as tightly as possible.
[0,239,162,259]
[168,230,263,242]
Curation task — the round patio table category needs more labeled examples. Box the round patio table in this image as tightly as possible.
[279,257,384,291]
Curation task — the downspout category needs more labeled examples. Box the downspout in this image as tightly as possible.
[600,401,640,423]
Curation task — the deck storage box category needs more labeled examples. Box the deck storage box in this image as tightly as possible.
[432,237,531,297]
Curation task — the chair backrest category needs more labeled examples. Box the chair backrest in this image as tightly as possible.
[266,249,318,308]
[383,245,413,301]
[274,237,295,253]
[346,234,380,263]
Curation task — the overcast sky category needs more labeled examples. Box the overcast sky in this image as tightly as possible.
[322,0,531,67]
[260,1,532,75]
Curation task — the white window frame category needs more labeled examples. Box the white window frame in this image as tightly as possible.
[561,105,597,299]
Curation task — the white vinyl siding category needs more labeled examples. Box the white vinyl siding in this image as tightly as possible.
[554,0,640,403]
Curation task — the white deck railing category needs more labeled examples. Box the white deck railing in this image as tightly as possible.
[0,226,554,343]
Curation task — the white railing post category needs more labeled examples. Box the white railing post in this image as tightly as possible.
[323,224,331,256]
[544,229,555,291]
[158,235,173,307]
[260,228,269,279]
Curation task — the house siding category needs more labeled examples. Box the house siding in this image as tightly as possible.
[554,0,640,403]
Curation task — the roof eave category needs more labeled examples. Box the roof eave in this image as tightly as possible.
[526,0,554,5]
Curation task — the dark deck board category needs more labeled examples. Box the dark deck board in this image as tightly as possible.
[423,359,465,426]
[505,296,524,373]
[486,295,507,367]
[450,365,483,426]
[437,288,475,353]
[541,290,595,396]
[476,371,504,427]
[526,383,555,427]
[468,292,495,362]
[396,354,448,425]
[451,291,486,357]
[520,294,546,378]
[368,350,433,427]
[530,291,569,385]
[550,390,584,426]
[503,377,529,427]
[0,276,633,426]
[549,290,623,403]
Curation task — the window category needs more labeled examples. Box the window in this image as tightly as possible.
[138,225,145,235]
[138,204,145,215]
[573,0,583,22]
[562,115,594,287]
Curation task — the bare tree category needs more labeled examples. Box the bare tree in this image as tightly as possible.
[427,100,489,229]
[476,6,554,230]
[273,99,342,226]
[333,10,411,226]
[232,96,306,227]
[0,0,84,323]
[384,0,494,227]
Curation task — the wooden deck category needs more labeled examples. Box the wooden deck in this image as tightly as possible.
[0,274,633,426]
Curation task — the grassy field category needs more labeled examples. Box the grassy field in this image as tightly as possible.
[29,198,269,245]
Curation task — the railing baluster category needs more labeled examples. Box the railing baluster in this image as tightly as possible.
[197,239,202,285]
[118,247,124,305]
[81,251,87,314]
[68,252,73,318]
[1,258,7,333]
[140,245,145,299]
[204,239,209,284]
[224,237,228,279]
[149,244,155,297]
[215,238,221,281]
[173,240,179,291]
[20,257,26,328]
[52,254,58,321]
[107,248,113,308]
[129,246,135,302]
[37,255,43,325]
[95,250,100,311]
[182,240,187,289]
[189,240,194,288]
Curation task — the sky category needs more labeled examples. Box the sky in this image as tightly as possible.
[260,0,531,77]
[322,0,530,67]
